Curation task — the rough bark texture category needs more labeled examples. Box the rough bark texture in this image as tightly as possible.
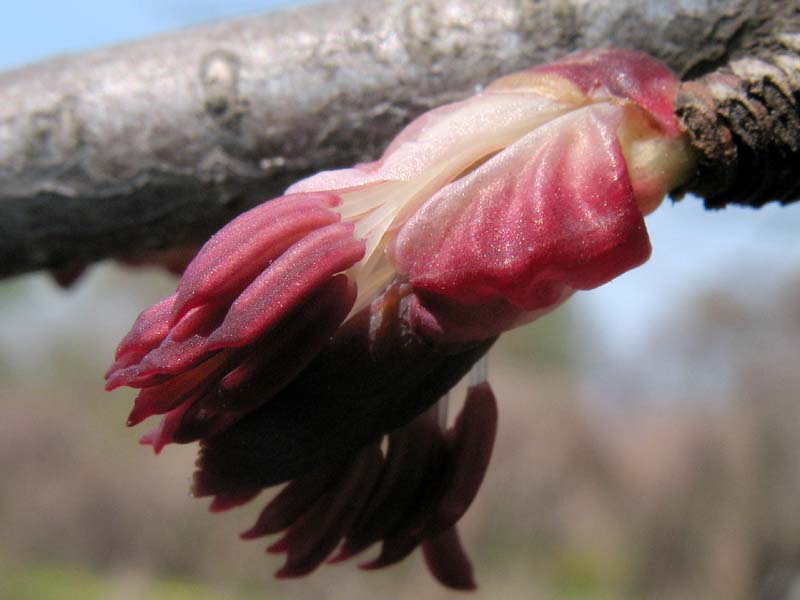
[0,0,795,277]
[675,2,800,208]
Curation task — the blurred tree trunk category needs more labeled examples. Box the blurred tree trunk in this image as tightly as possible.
[0,0,797,277]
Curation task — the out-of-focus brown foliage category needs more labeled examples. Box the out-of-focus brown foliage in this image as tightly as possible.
[2,266,800,599]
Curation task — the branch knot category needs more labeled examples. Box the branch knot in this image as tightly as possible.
[676,37,800,208]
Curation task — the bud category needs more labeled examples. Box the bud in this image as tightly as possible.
[107,49,692,588]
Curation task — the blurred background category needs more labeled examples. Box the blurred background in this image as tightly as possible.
[2,2,800,599]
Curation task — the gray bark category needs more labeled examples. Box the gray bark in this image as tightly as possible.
[0,0,792,277]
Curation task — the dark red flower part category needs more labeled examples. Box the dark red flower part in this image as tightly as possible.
[528,48,681,135]
[108,48,694,588]
[190,283,494,493]
[106,196,365,450]
[203,381,496,589]
[422,528,477,591]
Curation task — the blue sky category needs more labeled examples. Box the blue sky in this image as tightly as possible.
[0,1,301,70]
[3,0,799,396]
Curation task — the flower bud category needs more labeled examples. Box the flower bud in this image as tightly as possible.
[108,48,692,588]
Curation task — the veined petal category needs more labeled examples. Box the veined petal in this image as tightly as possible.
[124,330,222,387]
[287,93,576,195]
[106,294,177,383]
[219,275,356,396]
[126,350,230,425]
[525,48,681,135]
[393,103,650,320]
[192,284,494,493]
[173,193,342,321]
[407,290,571,344]
[206,222,365,350]
[161,274,358,445]
[108,302,228,389]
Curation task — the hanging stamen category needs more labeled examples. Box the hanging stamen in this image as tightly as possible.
[469,355,489,387]
[435,392,450,429]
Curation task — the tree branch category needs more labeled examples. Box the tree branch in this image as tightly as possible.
[0,0,794,278]
[675,3,800,208]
